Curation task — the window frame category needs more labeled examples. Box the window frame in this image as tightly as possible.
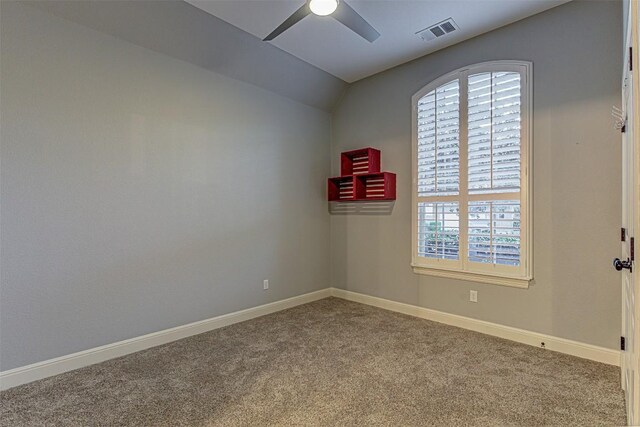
[411,61,532,288]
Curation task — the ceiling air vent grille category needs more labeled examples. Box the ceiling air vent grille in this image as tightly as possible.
[416,18,459,42]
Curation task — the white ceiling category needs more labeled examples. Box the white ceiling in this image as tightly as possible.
[186,0,569,82]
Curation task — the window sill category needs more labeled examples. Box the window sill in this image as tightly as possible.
[411,265,531,289]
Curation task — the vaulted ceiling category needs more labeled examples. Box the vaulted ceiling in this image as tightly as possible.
[25,0,347,111]
[186,0,570,82]
[27,0,570,111]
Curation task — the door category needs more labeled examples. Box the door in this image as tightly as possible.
[620,2,640,424]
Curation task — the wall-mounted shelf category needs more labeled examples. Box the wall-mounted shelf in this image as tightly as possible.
[329,148,396,202]
[328,176,355,201]
[357,172,396,201]
[341,147,380,176]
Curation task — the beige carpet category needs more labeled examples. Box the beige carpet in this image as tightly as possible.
[0,297,626,426]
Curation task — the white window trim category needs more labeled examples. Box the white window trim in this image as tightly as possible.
[411,60,533,288]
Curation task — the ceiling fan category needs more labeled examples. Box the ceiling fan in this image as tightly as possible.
[263,0,380,43]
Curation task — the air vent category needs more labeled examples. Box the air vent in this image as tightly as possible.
[440,21,456,33]
[416,18,459,42]
[430,26,445,38]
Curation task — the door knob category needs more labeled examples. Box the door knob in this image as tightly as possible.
[613,257,633,272]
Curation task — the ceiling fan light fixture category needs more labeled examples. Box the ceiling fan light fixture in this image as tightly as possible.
[309,0,338,16]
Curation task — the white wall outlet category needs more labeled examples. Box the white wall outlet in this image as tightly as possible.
[263,279,269,290]
[470,290,478,303]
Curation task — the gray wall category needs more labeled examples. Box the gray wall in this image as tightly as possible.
[331,0,623,349]
[0,2,331,370]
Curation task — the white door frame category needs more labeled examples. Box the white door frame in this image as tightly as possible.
[621,1,640,424]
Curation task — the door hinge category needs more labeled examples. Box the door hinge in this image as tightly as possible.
[621,227,626,241]
[621,336,626,351]
[631,237,635,261]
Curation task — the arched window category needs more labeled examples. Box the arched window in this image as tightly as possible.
[411,61,532,287]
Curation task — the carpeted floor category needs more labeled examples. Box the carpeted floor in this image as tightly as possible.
[0,297,626,426]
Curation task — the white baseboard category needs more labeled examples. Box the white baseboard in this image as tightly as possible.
[1,286,619,391]
[0,289,332,391]
[330,288,620,367]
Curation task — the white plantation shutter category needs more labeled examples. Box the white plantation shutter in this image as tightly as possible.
[468,200,520,266]
[412,61,531,286]
[417,202,460,259]
[416,80,460,260]
[468,72,521,194]
[417,80,460,197]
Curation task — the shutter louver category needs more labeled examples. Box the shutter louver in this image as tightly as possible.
[417,80,460,197]
[468,200,520,266]
[418,202,460,260]
[468,72,521,194]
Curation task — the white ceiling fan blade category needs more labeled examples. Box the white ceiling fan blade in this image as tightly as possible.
[332,1,380,43]
[263,3,311,41]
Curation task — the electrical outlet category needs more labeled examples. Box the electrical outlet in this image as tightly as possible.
[263,279,269,290]
[470,290,478,303]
